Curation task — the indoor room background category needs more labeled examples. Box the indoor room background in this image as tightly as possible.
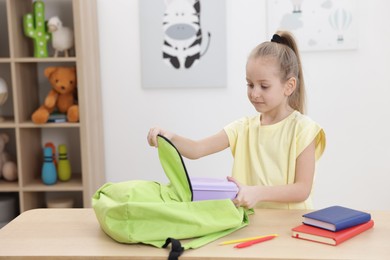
[97,0,390,210]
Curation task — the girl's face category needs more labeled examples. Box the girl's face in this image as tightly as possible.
[246,57,294,116]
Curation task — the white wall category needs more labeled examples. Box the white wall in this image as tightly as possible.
[97,0,390,210]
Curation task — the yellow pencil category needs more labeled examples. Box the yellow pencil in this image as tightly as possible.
[218,234,278,245]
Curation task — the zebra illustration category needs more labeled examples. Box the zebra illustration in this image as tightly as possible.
[162,0,211,69]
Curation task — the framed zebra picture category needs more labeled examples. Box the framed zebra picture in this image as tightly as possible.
[139,0,227,88]
[266,0,358,51]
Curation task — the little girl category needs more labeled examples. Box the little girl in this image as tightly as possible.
[147,31,326,209]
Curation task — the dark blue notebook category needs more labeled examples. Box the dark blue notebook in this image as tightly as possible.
[303,206,371,231]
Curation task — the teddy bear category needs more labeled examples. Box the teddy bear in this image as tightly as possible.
[32,66,79,124]
[0,133,18,181]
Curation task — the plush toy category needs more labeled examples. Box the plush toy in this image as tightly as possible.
[47,16,74,57]
[32,66,79,124]
[0,133,18,181]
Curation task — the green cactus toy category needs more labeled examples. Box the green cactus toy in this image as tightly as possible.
[23,0,51,58]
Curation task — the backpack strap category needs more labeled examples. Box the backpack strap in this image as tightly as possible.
[163,237,184,260]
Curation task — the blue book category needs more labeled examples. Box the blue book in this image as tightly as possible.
[302,206,371,232]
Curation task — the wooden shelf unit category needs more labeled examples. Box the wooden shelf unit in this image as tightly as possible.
[0,0,105,214]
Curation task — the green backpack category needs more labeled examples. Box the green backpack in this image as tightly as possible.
[92,135,250,259]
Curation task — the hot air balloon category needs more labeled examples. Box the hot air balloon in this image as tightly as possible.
[329,8,352,42]
[291,0,303,13]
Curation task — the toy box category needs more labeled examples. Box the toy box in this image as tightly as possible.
[191,177,238,201]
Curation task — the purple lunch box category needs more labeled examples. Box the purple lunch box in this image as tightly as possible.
[190,177,239,201]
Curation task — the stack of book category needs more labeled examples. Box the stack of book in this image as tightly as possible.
[48,113,67,123]
[292,205,374,246]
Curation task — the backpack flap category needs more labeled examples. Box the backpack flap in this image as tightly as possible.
[157,135,193,202]
[156,135,251,251]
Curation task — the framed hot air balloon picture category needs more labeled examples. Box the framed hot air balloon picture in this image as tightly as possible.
[266,0,358,51]
[139,0,227,88]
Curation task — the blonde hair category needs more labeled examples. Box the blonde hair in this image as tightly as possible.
[248,31,306,114]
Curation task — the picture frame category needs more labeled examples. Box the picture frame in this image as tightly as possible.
[139,0,227,88]
[267,0,358,51]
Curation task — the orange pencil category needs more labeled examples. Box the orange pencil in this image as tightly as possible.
[234,235,277,248]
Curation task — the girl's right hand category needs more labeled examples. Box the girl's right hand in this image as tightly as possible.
[147,127,173,147]
[227,176,261,209]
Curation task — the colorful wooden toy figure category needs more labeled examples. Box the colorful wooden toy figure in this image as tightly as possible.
[58,144,71,181]
[44,142,57,168]
[41,147,57,185]
[23,0,51,58]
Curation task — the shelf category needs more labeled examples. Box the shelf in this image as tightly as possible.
[23,174,83,192]
[13,57,77,63]
[18,121,80,128]
[0,117,80,128]
[0,0,105,215]
[0,118,16,128]
[0,180,19,192]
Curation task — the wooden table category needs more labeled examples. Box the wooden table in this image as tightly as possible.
[0,208,389,259]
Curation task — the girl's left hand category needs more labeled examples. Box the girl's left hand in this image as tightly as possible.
[227,176,260,209]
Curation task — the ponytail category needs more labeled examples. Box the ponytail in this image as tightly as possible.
[248,31,306,114]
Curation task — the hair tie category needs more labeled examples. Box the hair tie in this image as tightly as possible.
[271,34,283,44]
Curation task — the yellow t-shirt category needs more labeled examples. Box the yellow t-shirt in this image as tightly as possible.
[223,111,326,209]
